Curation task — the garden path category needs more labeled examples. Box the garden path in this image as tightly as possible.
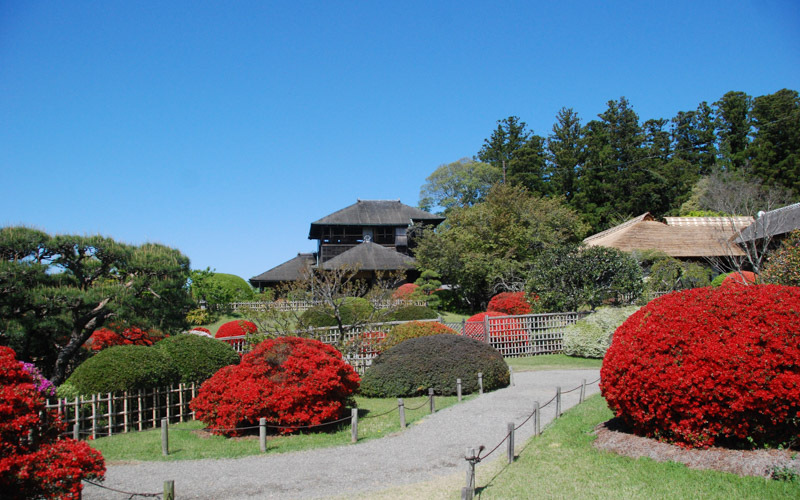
[83,369,600,499]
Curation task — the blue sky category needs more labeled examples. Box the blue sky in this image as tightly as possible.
[2,1,798,280]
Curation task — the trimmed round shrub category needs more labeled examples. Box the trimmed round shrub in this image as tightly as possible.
[299,298,375,328]
[359,335,510,397]
[562,306,640,359]
[710,272,732,287]
[721,271,757,286]
[155,335,239,383]
[392,283,419,300]
[381,321,457,351]
[299,306,338,327]
[487,292,532,315]
[190,337,360,436]
[1,347,105,499]
[388,305,439,321]
[215,319,257,338]
[64,345,179,395]
[601,285,800,449]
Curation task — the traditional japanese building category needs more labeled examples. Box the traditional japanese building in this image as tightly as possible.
[250,200,444,290]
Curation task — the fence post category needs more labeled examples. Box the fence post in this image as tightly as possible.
[509,366,514,387]
[164,480,175,500]
[478,373,483,395]
[556,387,562,417]
[161,418,169,456]
[457,379,462,402]
[464,447,476,500]
[73,422,80,441]
[579,379,586,403]
[507,422,515,464]
[534,401,540,435]
[351,408,358,443]
[483,315,490,344]
[398,399,406,429]
[259,418,267,453]
[429,388,435,414]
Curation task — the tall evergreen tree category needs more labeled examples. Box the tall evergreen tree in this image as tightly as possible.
[714,91,752,172]
[749,88,800,195]
[476,116,548,194]
[671,102,717,176]
[546,107,582,200]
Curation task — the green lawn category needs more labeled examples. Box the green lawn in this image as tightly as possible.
[473,395,798,499]
[195,312,246,336]
[89,393,474,462]
[505,353,603,371]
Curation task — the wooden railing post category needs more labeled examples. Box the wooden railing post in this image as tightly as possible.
[429,388,435,414]
[161,418,169,456]
[351,408,358,443]
[534,401,540,435]
[164,480,175,500]
[259,418,267,453]
[580,379,586,403]
[556,387,562,417]
[457,379,462,402]
[398,399,406,429]
[478,373,483,395]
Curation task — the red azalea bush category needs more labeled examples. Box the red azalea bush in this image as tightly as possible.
[0,347,105,499]
[601,285,800,449]
[381,321,457,351]
[215,320,258,339]
[353,331,387,357]
[191,327,211,334]
[487,292,533,315]
[85,326,160,352]
[392,283,419,300]
[190,337,360,436]
[721,271,758,286]
[465,311,526,351]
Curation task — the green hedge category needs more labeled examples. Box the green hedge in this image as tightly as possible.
[299,297,376,328]
[562,306,640,358]
[63,345,178,395]
[388,305,439,321]
[155,334,240,383]
[359,334,509,397]
[381,321,457,351]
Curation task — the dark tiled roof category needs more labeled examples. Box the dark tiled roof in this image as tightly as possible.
[250,253,315,285]
[309,199,444,239]
[320,241,415,271]
[736,203,800,242]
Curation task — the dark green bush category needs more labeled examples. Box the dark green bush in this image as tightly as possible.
[388,305,439,321]
[64,345,179,395]
[359,334,509,397]
[155,334,240,383]
[299,298,376,328]
[299,306,339,328]
[711,272,732,287]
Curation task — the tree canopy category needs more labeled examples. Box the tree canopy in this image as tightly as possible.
[0,227,192,384]
[418,158,501,214]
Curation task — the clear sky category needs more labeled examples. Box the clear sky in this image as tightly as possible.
[2,1,798,280]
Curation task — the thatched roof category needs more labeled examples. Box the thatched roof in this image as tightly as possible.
[736,203,800,242]
[309,200,444,239]
[584,213,746,258]
[320,241,415,271]
[249,253,314,286]
[664,216,754,229]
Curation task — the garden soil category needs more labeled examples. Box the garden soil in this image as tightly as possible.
[83,369,599,499]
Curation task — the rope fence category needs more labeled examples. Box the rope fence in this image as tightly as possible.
[461,376,601,500]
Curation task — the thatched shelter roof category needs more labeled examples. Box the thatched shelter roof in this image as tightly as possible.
[583,213,746,258]
[736,202,800,243]
[320,241,415,271]
[309,199,444,239]
[249,253,314,287]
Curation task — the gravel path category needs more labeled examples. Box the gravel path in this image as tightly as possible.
[84,369,600,499]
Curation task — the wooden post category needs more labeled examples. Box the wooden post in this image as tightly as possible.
[429,388,435,414]
[457,379,462,402]
[73,422,80,441]
[179,383,185,422]
[579,378,586,403]
[398,399,406,429]
[351,408,358,443]
[108,392,113,436]
[464,447,476,499]
[123,391,129,433]
[556,386,562,417]
[137,389,143,431]
[534,401,540,435]
[163,480,175,500]
[507,422,515,464]
[478,373,483,395]
[509,366,514,387]
[483,315,490,344]
[259,418,267,453]
[91,394,97,440]
[161,418,169,456]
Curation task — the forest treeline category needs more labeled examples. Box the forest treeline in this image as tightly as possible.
[420,88,800,233]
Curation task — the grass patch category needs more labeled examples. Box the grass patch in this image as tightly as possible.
[196,312,246,336]
[439,311,471,322]
[505,354,602,372]
[472,395,798,499]
[89,393,474,462]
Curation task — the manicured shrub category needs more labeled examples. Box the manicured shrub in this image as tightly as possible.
[84,325,161,352]
[298,298,375,328]
[710,272,732,287]
[721,270,757,286]
[0,347,105,499]
[388,305,439,321]
[601,285,800,449]
[562,306,640,358]
[392,283,419,300]
[64,345,179,395]
[190,337,360,436]
[215,319,258,338]
[487,292,533,315]
[359,335,510,397]
[299,306,338,328]
[381,321,457,351]
[761,230,800,286]
[155,335,239,384]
